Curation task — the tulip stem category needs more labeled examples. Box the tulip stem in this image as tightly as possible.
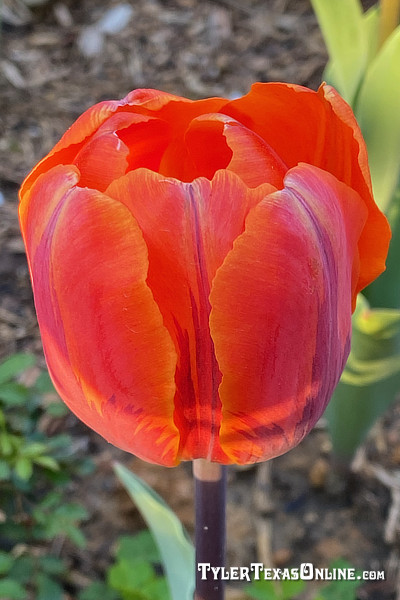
[193,459,227,600]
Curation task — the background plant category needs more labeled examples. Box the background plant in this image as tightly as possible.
[311,0,400,460]
[79,530,170,600]
[0,353,93,600]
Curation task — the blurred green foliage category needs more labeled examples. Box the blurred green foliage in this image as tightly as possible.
[311,0,400,459]
[0,353,93,599]
[113,462,195,600]
[245,560,362,600]
[79,530,170,600]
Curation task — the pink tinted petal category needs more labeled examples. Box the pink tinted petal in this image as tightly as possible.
[106,169,274,461]
[210,164,367,464]
[29,183,179,465]
[19,165,80,261]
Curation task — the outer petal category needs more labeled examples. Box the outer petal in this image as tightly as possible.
[20,100,122,196]
[222,82,390,292]
[20,167,179,465]
[106,169,275,462]
[321,84,390,291]
[209,164,368,464]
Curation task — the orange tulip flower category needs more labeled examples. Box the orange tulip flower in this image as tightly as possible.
[19,83,390,466]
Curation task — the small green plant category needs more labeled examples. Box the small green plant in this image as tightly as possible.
[0,353,94,599]
[79,530,171,600]
[245,577,305,600]
[245,560,362,600]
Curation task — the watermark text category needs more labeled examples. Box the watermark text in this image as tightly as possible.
[197,562,385,582]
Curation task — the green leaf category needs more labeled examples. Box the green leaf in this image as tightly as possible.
[117,531,161,564]
[8,556,35,585]
[245,579,280,600]
[310,0,367,103]
[0,354,36,385]
[0,459,11,480]
[33,372,55,394]
[0,383,29,406]
[356,26,400,215]
[36,573,64,600]
[141,577,170,600]
[108,558,155,594]
[33,455,60,471]
[363,5,380,66]
[14,457,33,481]
[45,401,69,418]
[0,433,15,456]
[326,294,400,458]
[55,502,89,521]
[64,524,86,548]
[0,578,27,600]
[318,576,361,600]
[281,578,306,599]
[113,462,194,600]
[38,555,67,576]
[20,442,49,457]
[78,581,120,600]
[364,185,400,309]
[0,550,14,575]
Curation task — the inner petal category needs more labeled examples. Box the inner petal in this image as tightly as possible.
[73,131,130,192]
[185,113,287,188]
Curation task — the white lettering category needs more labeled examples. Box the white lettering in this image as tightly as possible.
[251,563,264,580]
[197,563,211,580]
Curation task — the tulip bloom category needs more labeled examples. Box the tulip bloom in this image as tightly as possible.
[19,83,389,466]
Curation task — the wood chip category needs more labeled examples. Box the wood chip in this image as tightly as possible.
[1,60,26,89]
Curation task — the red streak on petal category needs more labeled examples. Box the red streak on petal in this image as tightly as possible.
[106,170,274,461]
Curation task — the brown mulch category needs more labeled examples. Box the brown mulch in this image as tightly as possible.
[1,1,399,599]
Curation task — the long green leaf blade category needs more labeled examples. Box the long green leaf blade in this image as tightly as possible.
[113,462,195,600]
[310,0,367,103]
[356,26,400,215]
[325,295,400,458]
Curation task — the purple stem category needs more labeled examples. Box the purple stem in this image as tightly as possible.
[193,460,227,600]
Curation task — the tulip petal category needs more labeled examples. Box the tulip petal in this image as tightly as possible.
[210,164,367,464]
[73,112,172,189]
[25,170,179,465]
[185,114,287,188]
[20,101,122,195]
[19,165,80,261]
[73,132,130,192]
[106,169,275,461]
[222,82,390,292]
[321,84,391,291]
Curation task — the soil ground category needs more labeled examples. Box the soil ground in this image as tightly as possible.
[1,1,399,599]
